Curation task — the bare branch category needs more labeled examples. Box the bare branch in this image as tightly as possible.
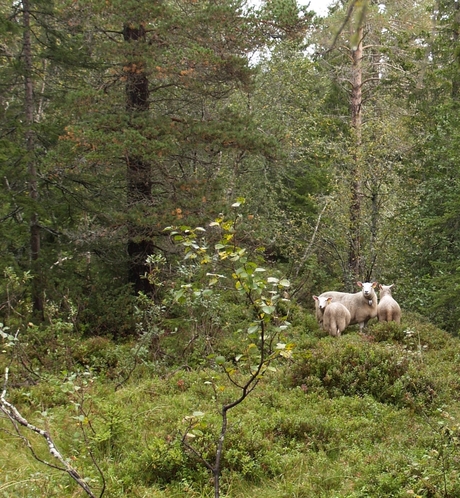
[293,198,329,280]
[1,367,98,498]
[320,0,360,56]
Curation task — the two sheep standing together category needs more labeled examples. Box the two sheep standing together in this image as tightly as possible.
[313,282,401,337]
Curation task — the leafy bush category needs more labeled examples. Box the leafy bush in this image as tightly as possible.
[126,436,207,487]
[301,310,324,337]
[71,336,136,376]
[288,335,440,409]
[369,320,406,342]
[401,311,455,351]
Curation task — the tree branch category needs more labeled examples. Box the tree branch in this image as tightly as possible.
[319,0,360,56]
[293,198,329,280]
[1,367,99,498]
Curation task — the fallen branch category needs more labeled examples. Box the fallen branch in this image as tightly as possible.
[1,367,98,498]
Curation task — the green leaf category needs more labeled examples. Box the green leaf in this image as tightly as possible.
[247,324,259,334]
[215,356,226,365]
[173,289,185,301]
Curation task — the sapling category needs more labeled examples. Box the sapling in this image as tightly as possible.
[165,199,293,498]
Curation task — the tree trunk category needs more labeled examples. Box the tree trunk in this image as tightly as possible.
[123,23,155,295]
[348,22,364,284]
[23,0,43,314]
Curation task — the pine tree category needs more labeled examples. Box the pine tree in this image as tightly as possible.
[58,0,282,303]
[0,0,93,317]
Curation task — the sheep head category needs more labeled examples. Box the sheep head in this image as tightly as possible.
[357,281,378,305]
[378,284,394,298]
[313,295,332,312]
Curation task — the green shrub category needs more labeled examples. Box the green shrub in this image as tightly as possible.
[402,312,455,351]
[90,402,130,459]
[301,311,324,337]
[369,320,406,342]
[127,436,207,487]
[8,380,70,408]
[72,336,127,374]
[288,335,440,409]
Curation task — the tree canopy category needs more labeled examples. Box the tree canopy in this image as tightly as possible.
[1,0,460,333]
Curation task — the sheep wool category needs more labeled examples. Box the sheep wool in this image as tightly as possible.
[317,281,378,333]
[322,300,351,337]
[377,284,402,324]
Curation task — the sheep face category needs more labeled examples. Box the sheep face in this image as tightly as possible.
[313,295,332,324]
[313,295,331,312]
[357,281,377,299]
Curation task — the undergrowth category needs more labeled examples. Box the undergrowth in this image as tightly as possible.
[2,312,460,497]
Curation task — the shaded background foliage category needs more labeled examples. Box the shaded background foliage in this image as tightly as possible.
[1,0,460,334]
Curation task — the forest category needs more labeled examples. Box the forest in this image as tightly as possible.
[2,0,460,496]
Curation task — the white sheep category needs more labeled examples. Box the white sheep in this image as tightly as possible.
[317,281,378,333]
[377,284,401,324]
[322,298,351,337]
[312,294,329,325]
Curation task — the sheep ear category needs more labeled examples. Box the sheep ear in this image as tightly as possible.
[379,284,383,290]
[357,281,363,287]
[327,297,332,303]
[389,284,395,289]
[372,282,378,288]
[313,295,318,301]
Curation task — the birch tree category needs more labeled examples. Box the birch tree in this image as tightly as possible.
[312,0,430,286]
